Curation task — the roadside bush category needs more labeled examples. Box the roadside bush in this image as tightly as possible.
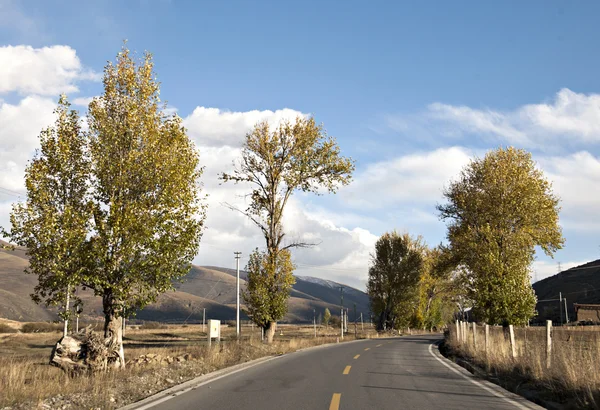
[21,322,62,333]
[0,323,18,333]
[139,321,168,330]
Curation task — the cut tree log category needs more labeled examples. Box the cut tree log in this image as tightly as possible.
[49,327,122,374]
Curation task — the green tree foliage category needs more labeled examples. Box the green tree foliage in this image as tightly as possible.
[5,47,206,368]
[243,248,295,343]
[323,308,331,327]
[367,232,425,331]
[84,47,206,365]
[5,96,90,326]
[222,117,354,342]
[413,247,460,330]
[438,147,564,326]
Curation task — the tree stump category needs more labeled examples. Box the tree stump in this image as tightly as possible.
[49,328,121,374]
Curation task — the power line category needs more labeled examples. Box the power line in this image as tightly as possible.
[0,186,24,198]
[295,263,365,272]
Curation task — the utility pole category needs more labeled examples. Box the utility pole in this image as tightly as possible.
[203,308,206,333]
[345,308,349,333]
[564,297,569,324]
[313,309,316,338]
[340,286,344,339]
[360,312,364,332]
[559,292,563,326]
[353,303,357,338]
[234,252,242,338]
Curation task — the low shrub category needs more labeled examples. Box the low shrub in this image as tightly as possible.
[139,321,168,330]
[0,323,18,333]
[21,322,62,333]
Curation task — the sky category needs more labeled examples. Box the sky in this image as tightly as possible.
[1,0,600,290]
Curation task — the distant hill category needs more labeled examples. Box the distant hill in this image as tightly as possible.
[533,260,600,324]
[0,241,370,324]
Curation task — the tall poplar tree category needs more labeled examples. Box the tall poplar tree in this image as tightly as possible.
[85,47,206,366]
[438,147,563,325]
[222,118,354,343]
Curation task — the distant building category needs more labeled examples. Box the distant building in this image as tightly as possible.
[574,304,600,323]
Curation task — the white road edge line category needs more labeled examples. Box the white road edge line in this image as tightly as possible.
[428,343,535,410]
[133,355,283,410]
[127,339,371,410]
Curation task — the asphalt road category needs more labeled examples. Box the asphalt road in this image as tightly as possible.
[139,334,542,410]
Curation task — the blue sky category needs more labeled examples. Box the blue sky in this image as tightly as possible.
[1,0,600,289]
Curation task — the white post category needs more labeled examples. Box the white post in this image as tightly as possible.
[234,252,241,338]
[564,298,569,324]
[202,308,206,333]
[456,320,461,343]
[360,313,364,332]
[485,324,490,370]
[546,320,552,369]
[509,325,516,359]
[313,309,317,338]
[472,322,477,349]
[485,324,489,355]
[341,310,344,340]
[63,286,70,337]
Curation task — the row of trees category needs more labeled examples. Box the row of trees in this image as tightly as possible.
[2,44,356,367]
[367,232,458,331]
[369,147,564,329]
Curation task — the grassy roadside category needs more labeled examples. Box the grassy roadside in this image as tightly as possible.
[0,324,379,409]
[440,325,600,410]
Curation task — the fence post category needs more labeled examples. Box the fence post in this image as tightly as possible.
[546,320,552,369]
[472,322,477,350]
[462,321,467,343]
[456,320,461,343]
[509,324,516,359]
[485,324,490,370]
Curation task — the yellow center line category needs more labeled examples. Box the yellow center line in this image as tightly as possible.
[343,365,351,375]
[329,393,341,410]
[353,354,360,359]
[364,347,370,351]
[376,344,382,347]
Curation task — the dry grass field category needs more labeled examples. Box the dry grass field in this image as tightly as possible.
[447,323,600,409]
[0,322,379,409]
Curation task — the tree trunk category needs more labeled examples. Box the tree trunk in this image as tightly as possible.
[265,321,277,344]
[103,292,125,368]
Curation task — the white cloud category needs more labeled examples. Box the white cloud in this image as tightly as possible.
[536,151,600,232]
[0,45,99,96]
[0,96,57,191]
[191,143,377,290]
[183,106,306,148]
[388,89,600,150]
[340,147,473,210]
[72,97,94,107]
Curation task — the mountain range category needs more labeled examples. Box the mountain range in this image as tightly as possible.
[0,240,370,324]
